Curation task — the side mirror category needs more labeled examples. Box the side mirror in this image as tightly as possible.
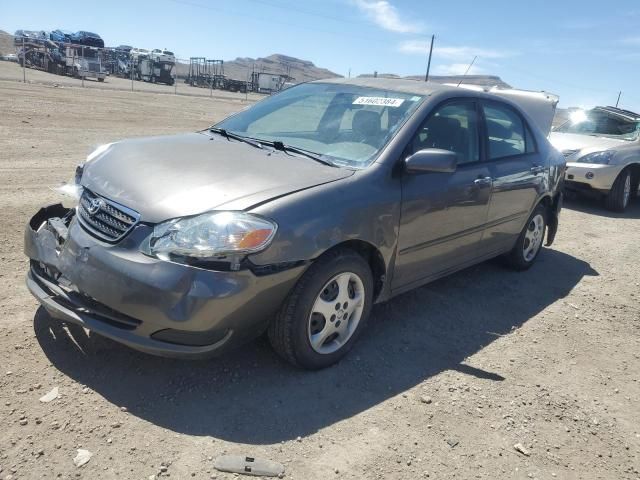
[405,148,457,174]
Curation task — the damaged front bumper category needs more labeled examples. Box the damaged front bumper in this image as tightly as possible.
[24,204,305,359]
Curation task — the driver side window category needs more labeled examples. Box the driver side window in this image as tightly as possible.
[410,101,480,164]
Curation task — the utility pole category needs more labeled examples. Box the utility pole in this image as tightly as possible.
[425,34,434,82]
[22,36,26,83]
[348,68,351,79]
[81,46,85,88]
[615,91,622,108]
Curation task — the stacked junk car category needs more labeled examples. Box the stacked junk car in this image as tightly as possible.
[10,27,294,93]
[13,28,176,85]
[15,28,107,81]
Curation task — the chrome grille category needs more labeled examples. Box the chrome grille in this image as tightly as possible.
[78,189,140,242]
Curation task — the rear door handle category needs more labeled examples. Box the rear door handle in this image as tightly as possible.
[530,165,545,175]
[473,176,492,187]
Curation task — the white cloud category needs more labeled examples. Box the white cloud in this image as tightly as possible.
[399,41,516,60]
[353,0,423,34]
[433,63,485,76]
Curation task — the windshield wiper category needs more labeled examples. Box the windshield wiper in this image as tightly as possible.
[269,141,336,167]
[209,128,263,149]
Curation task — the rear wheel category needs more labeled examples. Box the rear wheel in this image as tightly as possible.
[631,172,640,200]
[604,169,631,212]
[506,204,546,271]
[268,249,373,369]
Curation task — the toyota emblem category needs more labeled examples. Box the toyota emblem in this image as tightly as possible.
[87,198,105,215]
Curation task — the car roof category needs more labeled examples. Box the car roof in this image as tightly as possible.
[312,77,455,96]
[313,77,559,136]
[594,106,640,121]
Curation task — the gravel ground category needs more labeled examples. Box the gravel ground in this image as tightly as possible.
[0,60,265,102]
[0,74,639,480]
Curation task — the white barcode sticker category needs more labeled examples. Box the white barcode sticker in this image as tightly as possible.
[353,96,405,107]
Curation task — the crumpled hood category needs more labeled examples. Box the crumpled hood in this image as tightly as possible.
[81,132,353,223]
[549,132,627,153]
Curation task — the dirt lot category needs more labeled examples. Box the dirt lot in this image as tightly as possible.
[0,72,639,480]
[0,60,264,102]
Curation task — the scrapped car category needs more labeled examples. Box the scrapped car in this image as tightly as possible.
[550,106,640,211]
[25,78,564,369]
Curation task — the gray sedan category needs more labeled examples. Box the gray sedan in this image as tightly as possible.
[25,78,565,369]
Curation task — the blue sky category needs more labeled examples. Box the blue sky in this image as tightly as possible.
[2,0,639,111]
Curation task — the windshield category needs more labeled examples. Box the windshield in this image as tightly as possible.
[214,82,425,167]
[555,109,640,141]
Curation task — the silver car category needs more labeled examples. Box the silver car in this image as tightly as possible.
[550,106,640,211]
[25,78,564,369]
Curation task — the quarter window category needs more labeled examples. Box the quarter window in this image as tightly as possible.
[410,101,480,164]
[483,104,530,159]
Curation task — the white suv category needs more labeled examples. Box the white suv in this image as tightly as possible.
[550,106,640,211]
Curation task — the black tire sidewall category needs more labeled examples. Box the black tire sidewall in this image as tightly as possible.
[289,253,373,369]
[604,169,632,212]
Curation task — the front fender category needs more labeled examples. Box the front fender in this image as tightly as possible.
[248,167,401,278]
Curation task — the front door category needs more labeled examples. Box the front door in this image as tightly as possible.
[393,99,492,291]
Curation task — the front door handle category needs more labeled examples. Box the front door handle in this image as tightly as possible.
[473,176,492,187]
[530,165,545,175]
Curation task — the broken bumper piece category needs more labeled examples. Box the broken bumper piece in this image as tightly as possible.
[24,204,304,359]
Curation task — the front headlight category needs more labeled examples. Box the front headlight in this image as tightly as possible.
[149,211,277,260]
[576,151,615,165]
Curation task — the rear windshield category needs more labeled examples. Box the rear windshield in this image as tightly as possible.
[215,82,425,168]
[555,109,640,141]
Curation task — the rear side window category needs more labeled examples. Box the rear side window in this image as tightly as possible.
[483,103,532,159]
[524,124,536,153]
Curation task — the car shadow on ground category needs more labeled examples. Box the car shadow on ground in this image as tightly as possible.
[34,248,597,444]
[564,194,640,219]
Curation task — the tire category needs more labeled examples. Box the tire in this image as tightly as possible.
[604,169,632,212]
[97,77,104,82]
[506,204,547,271]
[268,249,374,369]
[631,172,640,200]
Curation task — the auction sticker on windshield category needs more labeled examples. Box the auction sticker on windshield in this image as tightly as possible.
[353,97,405,107]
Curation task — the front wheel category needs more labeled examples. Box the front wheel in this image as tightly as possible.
[506,205,547,271]
[268,249,373,369]
[604,169,631,212]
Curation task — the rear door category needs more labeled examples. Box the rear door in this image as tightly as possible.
[393,99,493,291]
[481,100,543,252]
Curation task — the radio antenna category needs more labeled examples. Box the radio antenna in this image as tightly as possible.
[457,56,477,87]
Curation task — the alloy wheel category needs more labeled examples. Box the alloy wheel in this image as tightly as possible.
[307,272,365,354]
[523,214,544,262]
[623,173,631,208]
